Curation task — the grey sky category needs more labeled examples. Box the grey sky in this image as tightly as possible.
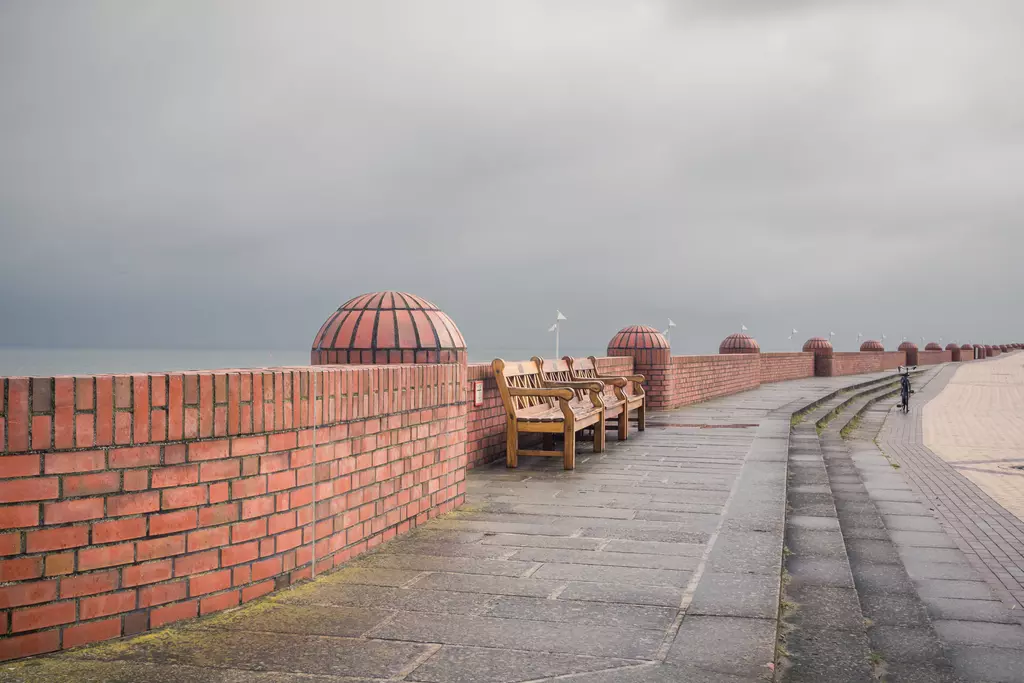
[1,0,1021,360]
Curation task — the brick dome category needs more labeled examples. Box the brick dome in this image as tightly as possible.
[898,341,918,351]
[719,333,760,354]
[925,342,942,351]
[607,325,669,353]
[945,343,958,351]
[960,343,973,350]
[860,340,884,352]
[802,337,833,355]
[1000,345,1008,352]
[311,291,466,365]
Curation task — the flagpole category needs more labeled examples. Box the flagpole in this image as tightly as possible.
[555,321,559,359]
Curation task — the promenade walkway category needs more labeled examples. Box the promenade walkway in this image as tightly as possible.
[0,372,888,683]
[5,361,1024,682]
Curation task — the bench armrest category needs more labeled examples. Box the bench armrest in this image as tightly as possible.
[546,380,605,392]
[508,387,575,401]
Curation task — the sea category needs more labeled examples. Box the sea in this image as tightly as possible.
[0,346,606,377]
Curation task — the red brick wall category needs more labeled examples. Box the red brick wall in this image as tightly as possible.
[0,365,466,660]
[880,352,907,370]
[759,353,814,384]
[917,350,952,365]
[831,352,883,376]
[656,354,761,410]
[463,357,634,469]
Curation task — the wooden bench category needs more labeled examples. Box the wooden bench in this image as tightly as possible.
[492,358,606,470]
[533,357,630,443]
[564,356,647,436]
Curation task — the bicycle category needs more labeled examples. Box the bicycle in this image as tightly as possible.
[896,365,917,414]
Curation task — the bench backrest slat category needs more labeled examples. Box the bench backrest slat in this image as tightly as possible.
[492,358,553,415]
[533,357,587,401]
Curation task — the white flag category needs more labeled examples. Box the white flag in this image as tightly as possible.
[667,318,677,328]
[792,328,798,335]
[829,331,836,337]
[547,324,558,332]
[556,310,567,321]
[741,324,748,332]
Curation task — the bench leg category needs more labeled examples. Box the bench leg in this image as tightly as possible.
[618,412,628,441]
[563,425,576,470]
[594,414,605,453]
[506,419,519,468]
[637,402,646,431]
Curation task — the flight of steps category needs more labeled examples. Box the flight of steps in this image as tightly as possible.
[776,370,960,682]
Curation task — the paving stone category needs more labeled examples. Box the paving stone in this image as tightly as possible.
[511,547,699,571]
[842,526,890,540]
[277,583,492,614]
[560,581,684,607]
[898,546,970,565]
[485,596,676,630]
[787,515,841,531]
[688,572,779,618]
[915,578,1001,601]
[370,612,663,659]
[706,531,781,575]
[578,527,710,544]
[785,584,864,631]
[71,629,433,678]
[326,567,425,587]
[859,591,931,627]
[602,539,705,557]
[350,553,535,576]
[0,660,360,683]
[845,539,901,565]
[382,540,518,559]
[413,572,560,598]
[785,528,848,560]
[933,620,1024,648]
[478,533,603,550]
[837,512,885,530]
[406,646,633,683]
[878,661,961,683]
[888,530,959,548]
[532,562,691,586]
[783,627,874,683]
[881,514,944,532]
[556,662,757,682]
[786,557,855,588]
[947,645,1024,683]
[190,603,390,638]
[665,616,776,677]
[851,564,915,594]
[923,597,1019,624]
[867,626,948,663]
[902,559,984,581]
[875,501,933,516]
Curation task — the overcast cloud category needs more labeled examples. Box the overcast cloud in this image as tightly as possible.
[1,0,1021,361]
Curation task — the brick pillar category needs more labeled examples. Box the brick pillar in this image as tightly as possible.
[607,325,672,410]
[802,338,834,377]
[898,342,919,366]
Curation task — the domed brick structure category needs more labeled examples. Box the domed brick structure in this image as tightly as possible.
[803,337,834,377]
[945,343,962,362]
[898,341,919,366]
[311,291,466,365]
[961,343,975,360]
[925,342,942,351]
[1000,344,1009,352]
[860,339,885,352]
[607,325,671,408]
[607,325,670,355]
[719,333,760,354]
